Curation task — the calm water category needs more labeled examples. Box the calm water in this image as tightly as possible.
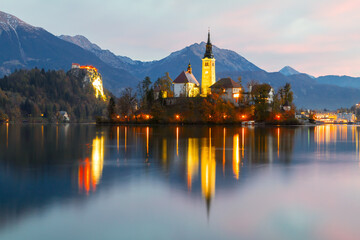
[0,124,360,240]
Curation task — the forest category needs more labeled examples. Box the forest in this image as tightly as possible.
[0,68,108,122]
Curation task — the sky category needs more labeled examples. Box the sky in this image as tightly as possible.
[2,0,360,77]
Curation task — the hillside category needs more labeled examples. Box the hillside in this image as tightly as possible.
[2,11,360,109]
[59,35,262,81]
[0,11,138,94]
[0,68,108,121]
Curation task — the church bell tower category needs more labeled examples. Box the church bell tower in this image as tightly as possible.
[201,30,216,97]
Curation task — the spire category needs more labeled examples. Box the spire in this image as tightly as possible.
[207,28,211,44]
[204,29,214,59]
[187,61,192,74]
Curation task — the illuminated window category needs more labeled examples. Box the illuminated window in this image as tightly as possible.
[205,63,209,66]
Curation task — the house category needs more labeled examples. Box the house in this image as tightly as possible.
[209,78,242,105]
[58,111,70,122]
[173,62,200,97]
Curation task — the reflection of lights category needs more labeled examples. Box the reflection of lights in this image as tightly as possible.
[78,136,105,194]
[201,137,216,201]
[91,136,105,190]
[125,126,127,153]
[162,138,167,164]
[117,126,119,153]
[187,138,199,190]
[242,128,245,158]
[6,123,8,148]
[277,128,280,158]
[223,128,226,175]
[233,134,240,180]
[176,127,179,156]
[146,127,149,157]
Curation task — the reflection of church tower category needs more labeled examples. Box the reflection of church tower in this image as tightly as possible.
[201,130,216,219]
[201,30,216,97]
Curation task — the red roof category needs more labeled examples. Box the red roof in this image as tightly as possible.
[210,78,242,89]
[173,71,200,86]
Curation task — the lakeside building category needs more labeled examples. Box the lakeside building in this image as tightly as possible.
[314,112,357,123]
[173,62,200,97]
[209,78,242,106]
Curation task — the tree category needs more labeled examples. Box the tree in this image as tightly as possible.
[137,76,152,108]
[251,83,272,121]
[278,83,293,106]
[107,97,116,120]
[154,72,174,98]
[118,88,137,117]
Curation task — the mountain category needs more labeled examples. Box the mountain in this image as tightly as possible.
[279,66,300,76]
[59,35,262,81]
[315,75,360,89]
[0,11,138,94]
[2,12,360,109]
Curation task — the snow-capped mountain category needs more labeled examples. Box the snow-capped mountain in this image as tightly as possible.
[0,11,138,93]
[2,11,360,108]
[279,66,301,76]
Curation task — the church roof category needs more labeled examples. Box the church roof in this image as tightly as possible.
[210,78,242,89]
[173,71,200,86]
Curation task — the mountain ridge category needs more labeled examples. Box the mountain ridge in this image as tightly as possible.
[1,11,360,109]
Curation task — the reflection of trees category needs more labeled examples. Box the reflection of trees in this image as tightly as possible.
[246,127,296,164]
[0,125,106,229]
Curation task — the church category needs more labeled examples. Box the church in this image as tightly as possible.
[172,30,216,97]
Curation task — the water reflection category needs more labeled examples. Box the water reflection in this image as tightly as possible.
[78,135,105,194]
[3,124,360,239]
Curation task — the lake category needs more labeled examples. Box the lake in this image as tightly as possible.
[0,124,360,240]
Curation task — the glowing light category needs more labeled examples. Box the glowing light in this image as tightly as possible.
[241,115,246,119]
[276,115,281,120]
[162,138,167,165]
[223,115,227,119]
[223,128,226,175]
[187,138,199,191]
[201,137,216,202]
[233,93,240,98]
[146,127,149,157]
[175,114,180,120]
[117,126,119,153]
[124,126,127,153]
[91,136,105,190]
[74,64,106,100]
[117,115,120,119]
[233,134,240,180]
[145,115,150,120]
[176,127,179,156]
